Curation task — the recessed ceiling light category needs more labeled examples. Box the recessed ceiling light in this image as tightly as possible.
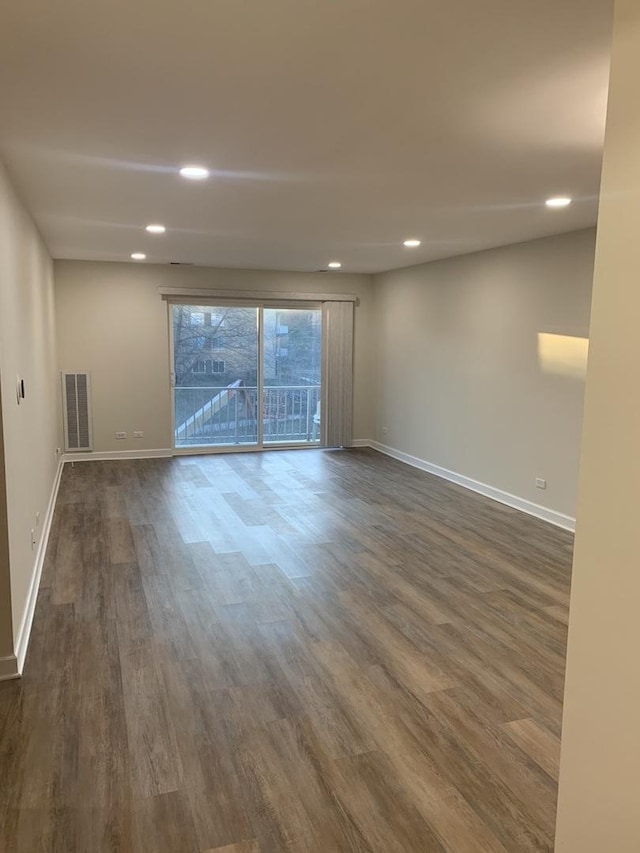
[403,239,421,248]
[131,252,146,261]
[179,165,210,180]
[146,224,166,234]
[545,197,572,208]
[328,261,342,269]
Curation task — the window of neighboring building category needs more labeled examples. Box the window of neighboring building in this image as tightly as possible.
[193,359,225,374]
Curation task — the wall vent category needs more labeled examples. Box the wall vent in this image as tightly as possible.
[62,372,93,451]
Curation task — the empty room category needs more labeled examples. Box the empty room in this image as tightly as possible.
[1,1,638,851]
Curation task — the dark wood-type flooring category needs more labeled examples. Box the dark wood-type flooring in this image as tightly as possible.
[0,449,573,852]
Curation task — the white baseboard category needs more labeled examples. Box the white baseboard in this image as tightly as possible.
[62,448,173,463]
[0,654,19,681]
[350,439,373,448]
[366,440,576,532]
[14,457,65,674]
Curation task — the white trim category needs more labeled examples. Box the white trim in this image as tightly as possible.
[62,449,173,463]
[350,438,372,448]
[15,457,65,674]
[0,654,19,681]
[364,441,576,532]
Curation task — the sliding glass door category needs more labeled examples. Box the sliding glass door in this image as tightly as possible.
[173,305,259,447]
[172,303,322,450]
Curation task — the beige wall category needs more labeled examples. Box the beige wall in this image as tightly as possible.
[555,1,640,849]
[54,261,375,451]
[373,229,595,520]
[0,160,59,664]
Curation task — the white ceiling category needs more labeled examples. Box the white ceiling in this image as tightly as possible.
[0,0,613,274]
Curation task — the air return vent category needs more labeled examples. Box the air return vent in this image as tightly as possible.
[62,372,93,451]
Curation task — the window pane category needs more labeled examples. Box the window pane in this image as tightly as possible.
[263,307,322,445]
[173,305,258,447]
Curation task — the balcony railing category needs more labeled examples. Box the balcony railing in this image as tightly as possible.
[174,384,321,447]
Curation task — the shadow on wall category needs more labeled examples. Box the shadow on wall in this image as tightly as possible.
[538,332,589,380]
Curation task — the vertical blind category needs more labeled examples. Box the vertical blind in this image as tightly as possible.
[322,300,354,448]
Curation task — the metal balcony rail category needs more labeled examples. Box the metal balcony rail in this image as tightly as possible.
[175,383,321,446]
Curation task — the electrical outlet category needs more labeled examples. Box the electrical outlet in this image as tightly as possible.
[535,478,547,490]
[382,426,389,435]
[115,431,127,439]
[133,431,144,438]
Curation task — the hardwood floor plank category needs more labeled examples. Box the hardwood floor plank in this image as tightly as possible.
[331,749,446,853]
[131,790,200,853]
[120,660,184,798]
[204,841,260,853]
[503,717,561,780]
[108,517,137,565]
